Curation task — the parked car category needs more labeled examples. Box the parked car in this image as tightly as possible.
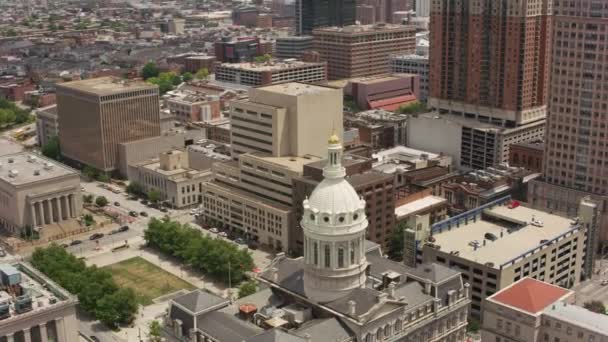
[234,238,246,245]
[114,201,120,206]
[190,209,197,215]
[140,211,148,217]
[160,207,168,213]
[70,240,82,246]
[218,232,228,238]
[209,228,219,234]
[0,248,6,257]
[60,243,69,248]
[601,279,608,286]
[140,199,148,205]
[247,243,258,250]
[90,336,100,342]
[129,211,139,217]
[118,225,130,232]
[89,233,104,240]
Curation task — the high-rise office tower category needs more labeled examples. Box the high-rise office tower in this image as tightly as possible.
[529,0,608,240]
[56,77,161,172]
[429,0,552,127]
[295,0,356,35]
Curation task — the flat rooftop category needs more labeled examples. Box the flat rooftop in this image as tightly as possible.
[245,154,322,172]
[313,23,412,34]
[431,203,579,267]
[0,153,78,186]
[0,263,74,323]
[257,82,336,96]
[218,60,324,72]
[395,196,446,218]
[56,77,157,96]
[544,301,608,335]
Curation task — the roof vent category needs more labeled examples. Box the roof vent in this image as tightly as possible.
[43,162,53,170]
[34,170,40,176]
[8,170,18,178]
[7,158,14,163]
[27,155,36,163]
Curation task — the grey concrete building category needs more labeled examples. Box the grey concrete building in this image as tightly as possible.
[35,105,58,147]
[0,153,82,234]
[0,263,79,342]
[56,77,161,172]
[275,36,314,59]
[390,54,429,102]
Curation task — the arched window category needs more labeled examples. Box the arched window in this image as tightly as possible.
[313,242,318,265]
[350,242,356,264]
[376,328,382,341]
[338,247,344,268]
[365,333,373,342]
[384,324,391,337]
[394,319,402,332]
[324,245,331,268]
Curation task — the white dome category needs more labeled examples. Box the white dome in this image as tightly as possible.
[307,177,363,214]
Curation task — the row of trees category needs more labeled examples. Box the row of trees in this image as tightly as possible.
[0,99,32,128]
[141,62,209,94]
[126,181,161,203]
[144,217,254,284]
[83,194,109,207]
[31,245,139,329]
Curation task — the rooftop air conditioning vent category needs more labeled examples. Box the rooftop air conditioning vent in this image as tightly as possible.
[8,170,18,178]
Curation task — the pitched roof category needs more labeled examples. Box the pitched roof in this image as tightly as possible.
[246,329,308,342]
[197,311,262,342]
[489,278,571,314]
[173,289,229,314]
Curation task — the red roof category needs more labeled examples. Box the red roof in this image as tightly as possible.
[490,278,570,314]
[368,94,417,112]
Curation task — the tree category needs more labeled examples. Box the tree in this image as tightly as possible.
[83,166,98,180]
[41,136,61,160]
[467,318,481,333]
[195,68,209,80]
[96,173,110,183]
[584,300,606,314]
[238,280,258,298]
[95,196,108,207]
[83,214,95,226]
[83,194,94,204]
[148,190,161,204]
[397,101,429,115]
[126,181,145,197]
[181,72,193,82]
[148,320,163,342]
[387,222,408,261]
[254,54,272,63]
[141,62,160,80]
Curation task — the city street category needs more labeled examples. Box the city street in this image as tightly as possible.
[573,260,608,306]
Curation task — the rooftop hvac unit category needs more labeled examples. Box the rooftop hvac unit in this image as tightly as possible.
[8,170,18,178]
[14,295,33,314]
[43,162,53,170]
[0,302,9,320]
[27,155,36,163]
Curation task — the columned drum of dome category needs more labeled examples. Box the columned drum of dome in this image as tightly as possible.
[302,136,369,303]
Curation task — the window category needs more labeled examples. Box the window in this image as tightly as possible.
[338,248,345,268]
[324,245,331,268]
[350,242,355,264]
[313,242,318,265]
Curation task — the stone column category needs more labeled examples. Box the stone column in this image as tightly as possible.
[69,194,77,218]
[23,328,31,342]
[39,322,48,342]
[43,200,51,225]
[55,318,66,342]
[5,333,14,342]
[57,197,63,222]
[31,203,37,227]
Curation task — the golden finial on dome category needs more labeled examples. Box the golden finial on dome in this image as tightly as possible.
[328,133,340,145]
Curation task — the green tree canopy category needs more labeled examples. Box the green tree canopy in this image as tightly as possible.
[238,280,258,298]
[95,196,108,207]
[141,62,160,80]
[126,181,145,197]
[147,72,180,94]
[397,101,429,115]
[148,320,163,342]
[147,189,161,203]
[584,300,606,314]
[41,136,61,160]
[254,54,272,63]
[195,68,209,80]
[181,72,193,82]
[83,194,94,204]
[31,245,138,329]
[144,217,254,284]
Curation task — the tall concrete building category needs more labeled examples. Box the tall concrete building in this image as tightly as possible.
[529,1,608,240]
[415,0,430,17]
[428,0,552,132]
[56,77,161,172]
[313,23,416,80]
[295,0,356,35]
[229,83,343,158]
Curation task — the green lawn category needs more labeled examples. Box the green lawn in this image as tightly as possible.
[104,257,195,305]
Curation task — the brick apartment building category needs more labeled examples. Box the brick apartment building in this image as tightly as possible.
[312,23,416,80]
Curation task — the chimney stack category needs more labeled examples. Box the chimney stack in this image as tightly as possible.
[347,300,356,316]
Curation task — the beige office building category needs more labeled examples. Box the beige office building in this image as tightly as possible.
[0,263,79,342]
[421,197,588,318]
[200,153,321,251]
[482,277,608,342]
[229,82,343,159]
[35,105,58,147]
[0,153,82,234]
[56,77,161,172]
[131,150,212,209]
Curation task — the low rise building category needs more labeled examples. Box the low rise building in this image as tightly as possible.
[372,146,453,182]
[0,77,36,102]
[442,165,540,214]
[35,105,59,147]
[214,37,262,63]
[131,150,212,208]
[420,197,590,318]
[390,54,429,102]
[345,110,408,150]
[214,60,327,87]
[184,55,216,73]
[165,93,221,124]
[509,140,544,173]
[395,190,447,228]
[482,277,608,342]
[0,153,82,234]
[0,263,79,342]
[407,112,545,170]
[346,73,420,111]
